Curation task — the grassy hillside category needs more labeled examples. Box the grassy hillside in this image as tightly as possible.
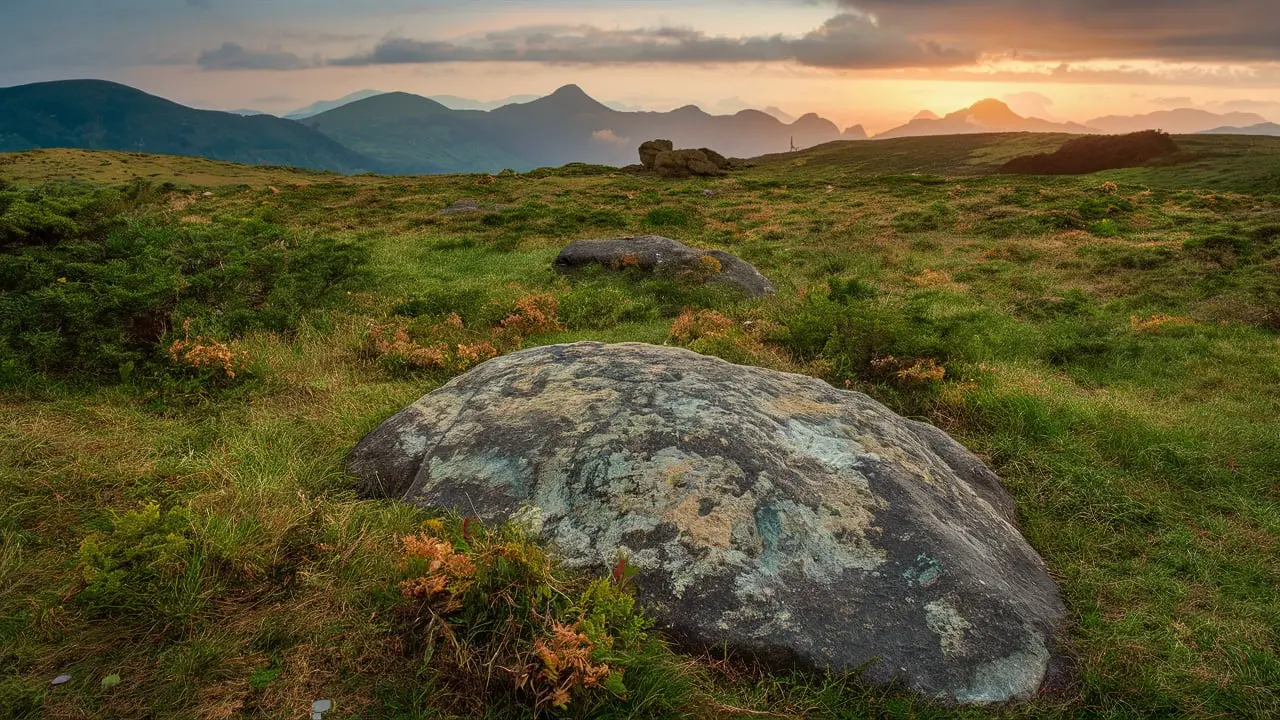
[1,136,1277,719]
[0,80,379,174]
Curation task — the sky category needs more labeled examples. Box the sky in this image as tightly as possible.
[4,0,1280,133]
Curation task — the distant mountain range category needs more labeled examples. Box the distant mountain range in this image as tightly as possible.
[878,99,1095,138]
[1085,109,1269,135]
[0,80,376,173]
[3,79,1277,176]
[300,84,848,173]
[1199,122,1280,136]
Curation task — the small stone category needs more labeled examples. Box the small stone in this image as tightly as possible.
[554,235,774,298]
[51,675,71,685]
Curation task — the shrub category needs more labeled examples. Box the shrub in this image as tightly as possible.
[1000,130,1179,175]
[363,315,503,376]
[500,293,563,336]
[75,502,199,619]
[395,518,682,715]
[668,308,735,344]
[0,184,368,384]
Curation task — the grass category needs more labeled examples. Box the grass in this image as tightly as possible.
[1,136,1278,719]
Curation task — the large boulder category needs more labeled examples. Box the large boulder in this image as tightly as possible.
[654,149,723,178]
[349,342,1068,704]
[638,139,674,169]
[553,235,775,298]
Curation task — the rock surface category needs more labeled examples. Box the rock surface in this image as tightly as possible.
[553,235,775,298]
[638,139,674,168]
[653,149,723,177]
[349,342,1067,703]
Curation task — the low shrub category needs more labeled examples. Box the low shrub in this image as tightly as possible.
[0,184,368,385]
[395,517,687,715]
[1000,130,1179,175]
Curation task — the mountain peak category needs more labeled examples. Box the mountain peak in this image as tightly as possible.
[550,84,589,98]
[913,109,940,121]
[965,98,1021,125]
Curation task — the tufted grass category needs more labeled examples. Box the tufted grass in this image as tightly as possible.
[1,137,1278,718]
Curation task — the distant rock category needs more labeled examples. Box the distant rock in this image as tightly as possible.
[553,235,774,297]
[697,147,731,170]
[439,198,487,214]
[653,149,723,178]
[639,139,674,168]
[349,342,1068,703]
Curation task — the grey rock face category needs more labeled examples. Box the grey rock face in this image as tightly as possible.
[639,139,674,168]
[349,342,1067,703]
[553,235,775,298]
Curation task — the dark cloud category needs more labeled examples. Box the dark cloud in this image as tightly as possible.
[197,42,310,70]
[330,14,975,69]
[840,1,1280,62]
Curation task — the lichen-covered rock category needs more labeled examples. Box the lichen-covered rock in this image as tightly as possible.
[638,139,674,168]
[553,235,774,298]
[697,147,731,170]
[349,342,1067,704]
[654,149,722,178]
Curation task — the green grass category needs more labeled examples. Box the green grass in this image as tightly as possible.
[1,138,1278,718]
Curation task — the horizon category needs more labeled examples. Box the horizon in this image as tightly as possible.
[4,1,1280,135]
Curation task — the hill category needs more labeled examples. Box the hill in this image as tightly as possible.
[1200,122,1280,136]
[1086,108,1268,135]
[875,99,1094,138]
[283,89,386,119]
[2,135,1277,719]
[999,130,1180,175]
[0,79,379,173]
[306,84,846,173]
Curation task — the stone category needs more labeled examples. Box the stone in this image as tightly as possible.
[553,235,775,298]
[653,149,723,178]
[698,147,731,170]
[349,342,1068,704]
[439,198,486,215]
[639,139,674,169]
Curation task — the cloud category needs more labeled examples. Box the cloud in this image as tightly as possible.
[197,42,311,70]
[185,0,210,8]
[591,129,630,145]
[330,14,976,70]
[839,1,1280,63]
[1001,91,1056,119]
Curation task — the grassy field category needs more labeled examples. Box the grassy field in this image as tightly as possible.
[1,134,1278,719]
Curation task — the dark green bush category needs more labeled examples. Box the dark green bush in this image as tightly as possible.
[0,184,368,384]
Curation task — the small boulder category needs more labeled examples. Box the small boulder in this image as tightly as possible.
[553,235,774,297]
[639,139,674,169]
[349,342,1068,704]
[654,149,723,178]
[698,147,731,170]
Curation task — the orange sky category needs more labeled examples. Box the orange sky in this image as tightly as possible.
[4,1,1280,131]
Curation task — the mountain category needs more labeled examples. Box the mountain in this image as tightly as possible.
[763,106,795,124]
[877,99,1094,139]
[1198,122,1280,136]
[430,94,540,111]
[0,80,378,173]
[1086,109,1268,135]
[842,125,868,140]
[228,109,271,117]
[301,92,510,174]
[913,110,941,121]
[284,89,386,120]
[307,83,847,173]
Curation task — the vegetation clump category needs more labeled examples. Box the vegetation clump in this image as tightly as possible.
[1000,130,1179,175]
[395,517,688,715]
